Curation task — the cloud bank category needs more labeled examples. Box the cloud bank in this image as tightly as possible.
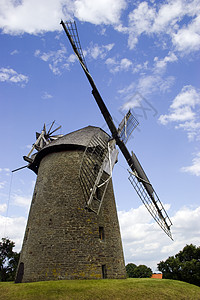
[0,0,126,35]
[118,205,200,270]
[1,0,200,58]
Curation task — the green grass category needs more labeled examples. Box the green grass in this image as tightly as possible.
[0,278,200,300]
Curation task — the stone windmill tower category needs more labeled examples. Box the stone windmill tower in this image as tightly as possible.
[16,124,126,283]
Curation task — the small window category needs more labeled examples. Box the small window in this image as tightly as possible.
[99,226,104,241]
[102,264,107,279]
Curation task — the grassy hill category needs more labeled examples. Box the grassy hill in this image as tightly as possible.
[0,278,200,300]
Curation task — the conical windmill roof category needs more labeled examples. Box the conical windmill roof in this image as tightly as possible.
[29,126,110,174]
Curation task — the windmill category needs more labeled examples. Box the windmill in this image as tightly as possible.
[16,125,127,282]
[60,20,173,240]
[15,21,172,284]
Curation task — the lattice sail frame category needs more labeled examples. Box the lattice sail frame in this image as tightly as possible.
[64,21,88,69]
[128,170,173,239]
[79,134,118,214]
[118,110,139,144]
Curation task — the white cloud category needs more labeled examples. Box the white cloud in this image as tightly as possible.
[181,152,200,176]
[35,42,114,75]
[0,215,27,252]
[105,57,132,73]
[10,49,19,55]
[172,206,200,236]
[138,74,175,95]
[177,120,200,141]
[0,181,6,189]
[86,43,114,60]
[118,205,200,270]
[42,92,53,99]
[172,15,200,53]
[0,203,7,213]
[118,73,175,112]
[119,74,174,99]
[74,0,126,25]
[127,0,200,54]
[154,52,178,73]
[67,53,76,63]
[35,44,69,75]
[128,2,156,49]
[0,168,10,173]
[12,194,32,209]
[151,0,184,33]
[0,0,126,35]
[160,107,195,124]
[0,67,28,86]
[133,61,148,74]
[0,0,74,35]
[159,85,200,177]
[159,85,200,140]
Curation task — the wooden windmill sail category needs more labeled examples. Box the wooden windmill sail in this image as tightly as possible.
[60,20,173,240]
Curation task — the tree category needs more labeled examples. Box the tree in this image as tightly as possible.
[157,256,181,280]
[133,265,152,278]
[126,263,137,278]
[157,244,200,286]
[0,238,20,281]
[126,263,152,278]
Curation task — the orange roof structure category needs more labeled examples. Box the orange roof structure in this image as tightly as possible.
[151,273,163,279]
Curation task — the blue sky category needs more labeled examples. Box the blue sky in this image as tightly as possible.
[0,0,200,271]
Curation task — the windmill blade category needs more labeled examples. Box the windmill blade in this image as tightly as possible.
[60,20,88,70]
[61,20,173,239]
[61,20,142,191]
[79,134,110,214]
[47,120,55,135]
[128,169,173,239]
[61,20,124,146]
[36,132,40,139]
[49,134,63,141]
[43,123,47,134]
[48,125,62,136]
[118,110,139,144]
[128,152,173,240]
[131,152,154,196]
[103,139,118,175]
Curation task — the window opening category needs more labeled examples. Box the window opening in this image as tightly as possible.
[99,226,104,241]
[102,264,107,279]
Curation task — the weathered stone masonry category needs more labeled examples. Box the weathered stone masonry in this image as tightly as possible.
[16,126,126,282]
